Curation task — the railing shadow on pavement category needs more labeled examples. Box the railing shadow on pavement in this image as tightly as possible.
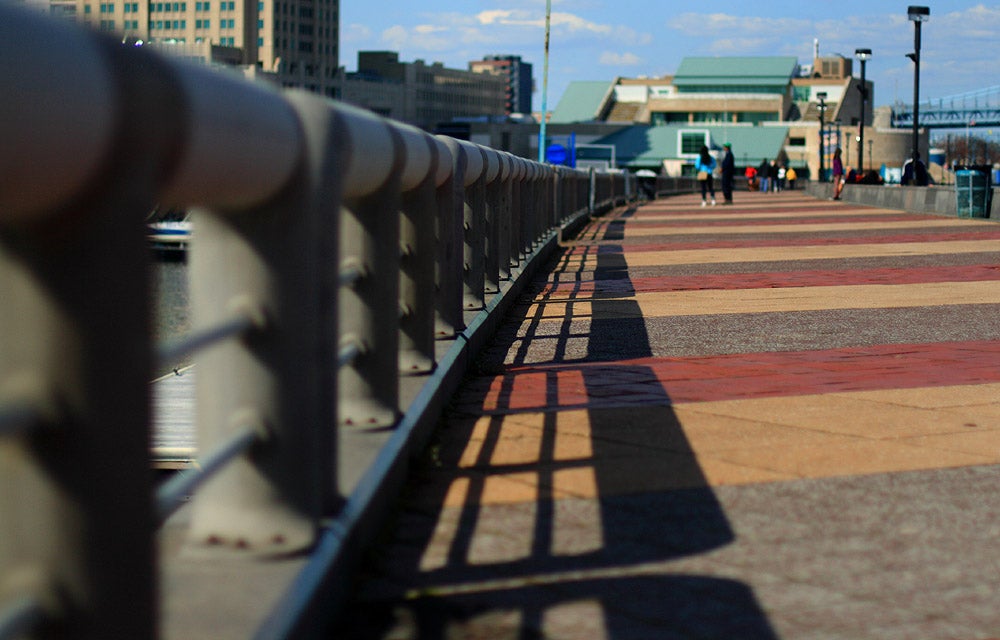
[339,205,779,638]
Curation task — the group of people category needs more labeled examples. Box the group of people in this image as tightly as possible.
[744,160,797,193]
[694,143,931,207]
[695,143,800,207]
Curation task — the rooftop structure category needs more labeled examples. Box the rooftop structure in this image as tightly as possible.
[342,51,508,131]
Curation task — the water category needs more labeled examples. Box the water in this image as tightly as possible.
[151,260,191,377]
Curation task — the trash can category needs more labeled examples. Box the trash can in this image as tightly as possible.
[955,169,990,218]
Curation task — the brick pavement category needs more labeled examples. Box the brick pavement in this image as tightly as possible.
[342,191,1000,639]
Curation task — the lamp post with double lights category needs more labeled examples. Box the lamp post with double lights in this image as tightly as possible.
[817,91,828,182]
[855,48,871,175]
[907,6,929,173]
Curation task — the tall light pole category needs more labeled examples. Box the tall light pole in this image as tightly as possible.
[855,48,871,175]
[537,0,551,163]
[817,91,828,182]
[907,6,929,176]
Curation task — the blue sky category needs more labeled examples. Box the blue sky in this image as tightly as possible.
[340,1,1000,112]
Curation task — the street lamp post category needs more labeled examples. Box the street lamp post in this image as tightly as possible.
[855,48,871,175]
[817,91,828,182]
[907,6,929,175]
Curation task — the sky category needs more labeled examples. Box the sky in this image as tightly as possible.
[340,1,1000,113]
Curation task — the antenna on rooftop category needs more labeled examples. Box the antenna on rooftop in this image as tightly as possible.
[814,38,819,59]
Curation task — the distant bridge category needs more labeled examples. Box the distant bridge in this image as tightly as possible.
[892,85,1000,129]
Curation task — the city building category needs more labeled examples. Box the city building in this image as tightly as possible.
[341,51,507,131]
[70,0,339,96]
[549,53,926,179]
[468,55,534,116]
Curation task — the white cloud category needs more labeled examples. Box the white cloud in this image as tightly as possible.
[342,23,373,44]
[599,51,641,66]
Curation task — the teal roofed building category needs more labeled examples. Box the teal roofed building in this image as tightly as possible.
[582,124,790,175]
[673,56,799,94]
[549,80,615,124]
[542,52,893,179]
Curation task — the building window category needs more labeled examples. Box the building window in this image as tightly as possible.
[680,131,708,155]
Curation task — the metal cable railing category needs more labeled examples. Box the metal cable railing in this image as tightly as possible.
[0,4,641,638]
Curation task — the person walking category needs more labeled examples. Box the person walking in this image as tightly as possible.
[695,145,717,206]
[786,166,797,190]
[768,160,780,193]
[832,147,845,200]
[720,142,735,204]
[757,159,770,193]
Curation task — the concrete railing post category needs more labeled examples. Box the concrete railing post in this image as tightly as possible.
[496,153,514,283]
[336,104,404,428]
[457,141,487,311]
[0,11,180,635]
[482,150,503,295]
[435,137,466,338]
[186,88,338,553]
[397,124,444,374]
[508,156,525,270]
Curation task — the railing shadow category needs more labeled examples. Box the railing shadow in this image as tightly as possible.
[343,205,778,638]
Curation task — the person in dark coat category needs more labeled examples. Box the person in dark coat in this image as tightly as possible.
[720,142,735,204]
[901,153,929,186]
[768,160,780,193]
[758,159,770,193]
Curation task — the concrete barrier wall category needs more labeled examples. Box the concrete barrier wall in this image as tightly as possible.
[805,181,999,221]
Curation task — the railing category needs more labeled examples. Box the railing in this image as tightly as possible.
[0,5,640,638]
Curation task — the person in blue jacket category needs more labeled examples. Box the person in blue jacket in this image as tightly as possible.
[695,145,717,206]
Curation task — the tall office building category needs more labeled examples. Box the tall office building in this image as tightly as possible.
[469,55,533,116]
[74,0,339,96]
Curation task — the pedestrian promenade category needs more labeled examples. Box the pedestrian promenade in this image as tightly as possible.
[343,190,1000,639]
